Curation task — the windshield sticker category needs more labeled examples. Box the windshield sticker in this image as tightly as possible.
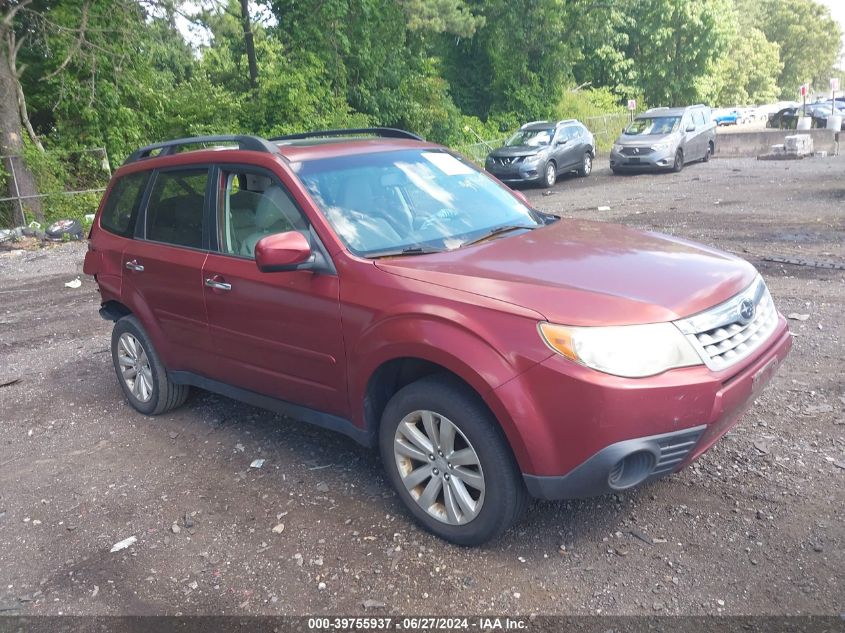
[421,152,474,176]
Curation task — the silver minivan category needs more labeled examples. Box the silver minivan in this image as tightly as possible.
[610,105,716,173]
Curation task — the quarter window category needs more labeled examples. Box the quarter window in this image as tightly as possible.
[146,169,208,249]
[100,171,149,236]
[216,169,307,258]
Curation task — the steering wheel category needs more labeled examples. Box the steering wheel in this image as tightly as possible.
[418,208,461,232]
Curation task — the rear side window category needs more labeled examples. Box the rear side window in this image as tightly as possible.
[100,171,149,236]
[146,169,208,249]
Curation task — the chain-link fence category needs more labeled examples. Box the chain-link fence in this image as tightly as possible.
[583,113,632,153]
[452,138,505,165]
[0,147,111,229]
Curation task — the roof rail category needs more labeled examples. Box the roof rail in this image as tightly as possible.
[271,127,423,142]
[519,120,549,128]
[123,135,279,165]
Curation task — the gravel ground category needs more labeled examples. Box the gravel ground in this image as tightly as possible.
[0,156,843,617]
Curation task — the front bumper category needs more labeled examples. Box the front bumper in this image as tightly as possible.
[610,146,675,171]
[485,162,544,184]
[490,317,792,500]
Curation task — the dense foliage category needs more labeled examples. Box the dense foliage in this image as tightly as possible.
[1,0,842,225]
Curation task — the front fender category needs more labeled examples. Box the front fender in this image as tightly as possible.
[348,308,551,473]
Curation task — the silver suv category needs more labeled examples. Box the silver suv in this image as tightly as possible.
[610,105,716,173]
[485,120,595,187]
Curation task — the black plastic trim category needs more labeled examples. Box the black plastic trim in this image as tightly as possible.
[168,371,375,447]
[124,135,280,165]
[272,127,423,142]
[523,425,707,500]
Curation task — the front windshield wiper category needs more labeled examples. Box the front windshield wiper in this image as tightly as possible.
[366,245,445,259]
[461,224,537,248]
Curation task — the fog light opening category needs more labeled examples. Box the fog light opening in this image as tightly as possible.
[608,450,656,490]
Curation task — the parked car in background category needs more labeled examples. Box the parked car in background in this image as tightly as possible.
[485,120,595,188]
[84,128,791,545]
[767,103,843,129]
[713,108,740,126]
[808,101,845,130]
[610,105,715,173]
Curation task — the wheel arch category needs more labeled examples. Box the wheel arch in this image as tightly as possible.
[358,350,534,473]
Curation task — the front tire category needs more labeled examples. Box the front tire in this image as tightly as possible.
[379,375,528,546]
[672,149,684,173]
[111,315,189,416]
[542,161,556,188]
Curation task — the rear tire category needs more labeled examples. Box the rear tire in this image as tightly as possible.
[703,142,713,162]
[379,374,528,546]
[578,152,593,177]
[111,315,189,416]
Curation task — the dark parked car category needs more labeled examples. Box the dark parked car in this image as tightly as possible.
[84,129,791,545]
[485,120,594,187]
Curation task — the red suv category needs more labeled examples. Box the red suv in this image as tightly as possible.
[84,129,792,545]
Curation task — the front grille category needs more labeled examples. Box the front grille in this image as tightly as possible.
[651,426,705,476]
[491,156,524,166]
[674,276,779,372]
[620,146,654,156]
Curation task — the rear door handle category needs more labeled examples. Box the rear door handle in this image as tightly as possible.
[125,259,144,272]
[204,277,232,291]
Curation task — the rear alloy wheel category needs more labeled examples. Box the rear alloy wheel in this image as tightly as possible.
[111,315,189,416]
[703,142,713,162]
[672,149,684,173]
[578,153,593,177]
[542,161,556,188]
[379,375,528,546]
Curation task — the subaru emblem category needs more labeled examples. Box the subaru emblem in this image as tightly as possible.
[738,298,755,324]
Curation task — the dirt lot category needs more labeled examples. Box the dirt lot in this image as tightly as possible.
[0,156,843,617]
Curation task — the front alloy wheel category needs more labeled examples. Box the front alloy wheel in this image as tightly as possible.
[394,410,485,525]
[379,375,528,545]
[543,162,556,188]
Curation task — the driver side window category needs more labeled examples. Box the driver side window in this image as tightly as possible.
[216,169,307,259]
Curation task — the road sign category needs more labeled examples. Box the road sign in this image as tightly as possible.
[831,78,840,92]
[800,84,808,97]
[627,99,636,111]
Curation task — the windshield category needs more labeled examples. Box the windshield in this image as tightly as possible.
[505,128,553,147]
[294,149,543,257]
[624,116,680,136]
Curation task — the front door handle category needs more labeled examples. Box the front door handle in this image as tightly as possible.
[204,277,232,291]
[125,259,144,272]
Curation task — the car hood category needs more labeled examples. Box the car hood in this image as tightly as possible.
[489,145,546,158]
[374,219,757,326]
[614,133,677,148]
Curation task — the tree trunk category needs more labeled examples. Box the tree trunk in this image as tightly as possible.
[0,31,41,224]
[239,0,259,91]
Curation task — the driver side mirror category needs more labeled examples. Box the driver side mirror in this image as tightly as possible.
[555,138,568,146]
[255,231,313,272]
[686,124,696,132]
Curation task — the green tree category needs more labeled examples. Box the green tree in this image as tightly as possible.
[621,0,734,106]
[748,0,843,98]
[706,26,782,105]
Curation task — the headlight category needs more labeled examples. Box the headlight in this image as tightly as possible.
[522,154,541,164]
[538,322,702,378]
[612,144,623,152]
[652,141,672,151]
